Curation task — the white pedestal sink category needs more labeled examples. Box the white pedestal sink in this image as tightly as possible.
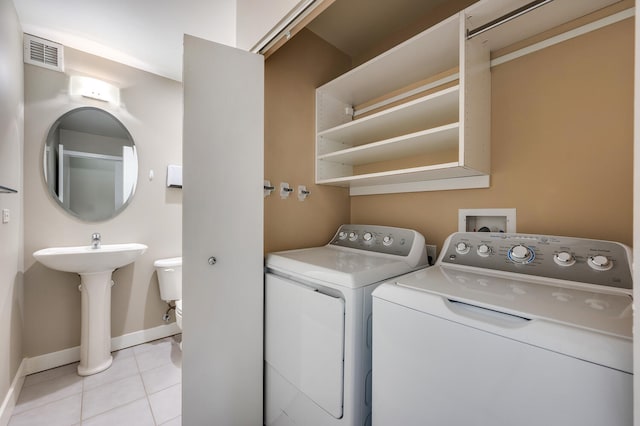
[33,243,147,376]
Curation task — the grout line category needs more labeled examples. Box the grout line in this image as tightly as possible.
[10,337,181,425]
[146,393,159,426]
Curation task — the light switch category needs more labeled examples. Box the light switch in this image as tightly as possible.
[2,209,9,224]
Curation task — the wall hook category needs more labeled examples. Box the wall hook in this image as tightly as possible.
[264,180,275,197]
[297,185,310,201]
[280,182,293,199]
[0,185,18,194]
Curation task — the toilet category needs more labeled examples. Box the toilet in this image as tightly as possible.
[154,257,182,343]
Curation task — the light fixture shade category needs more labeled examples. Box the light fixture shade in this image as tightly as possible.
[69,76,120,104]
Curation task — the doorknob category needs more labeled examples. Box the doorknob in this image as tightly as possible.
[208,256,217,265]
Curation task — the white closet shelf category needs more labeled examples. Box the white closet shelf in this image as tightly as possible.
[318,86,460,147]
[317,14,460,106]
[317,163,485,187]
[318,123,459,166]
[315,9,490,195]
[313,0,622,195]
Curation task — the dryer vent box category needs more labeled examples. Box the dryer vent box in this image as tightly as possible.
[24,34,64,72]
[459,208,516,233]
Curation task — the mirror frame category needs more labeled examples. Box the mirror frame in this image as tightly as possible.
[43,106,139,222]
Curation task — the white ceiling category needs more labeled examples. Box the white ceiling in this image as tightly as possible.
[13,0,237,82]
[13,0,460,83]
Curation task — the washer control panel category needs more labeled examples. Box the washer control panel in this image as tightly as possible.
[330,224,421,258]
[441,232,632,290]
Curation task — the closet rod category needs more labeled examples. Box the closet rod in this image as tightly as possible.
[466,0,554,40]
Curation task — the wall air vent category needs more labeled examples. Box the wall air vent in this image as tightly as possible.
[23,34,64,72]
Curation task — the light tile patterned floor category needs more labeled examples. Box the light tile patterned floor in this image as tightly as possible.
[9,335,182,426]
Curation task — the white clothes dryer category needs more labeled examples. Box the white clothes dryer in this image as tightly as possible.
[264,224,430,426]
[372,232,633,426]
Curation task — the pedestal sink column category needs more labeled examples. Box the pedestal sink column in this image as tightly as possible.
[78,271,113,376]
[32,243,147,376]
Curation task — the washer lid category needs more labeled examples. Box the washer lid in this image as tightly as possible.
[390,266,632,339]
[374,267,633,372]
[266,246,421,288]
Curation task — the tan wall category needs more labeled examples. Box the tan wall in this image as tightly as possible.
[23,47,182,357]
[264,29,352,253]
[0,0,24,407]
[352,18,634,251]
[266,11,633,254]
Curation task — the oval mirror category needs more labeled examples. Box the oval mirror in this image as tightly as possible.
[43,107,138,222]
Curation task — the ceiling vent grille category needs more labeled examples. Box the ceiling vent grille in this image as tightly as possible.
[24,34,64,72]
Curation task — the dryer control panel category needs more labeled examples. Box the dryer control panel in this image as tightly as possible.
[329,224,426,265]
[441,232,633,290]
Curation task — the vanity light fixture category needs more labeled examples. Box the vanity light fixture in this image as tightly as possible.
[70,76,120,104]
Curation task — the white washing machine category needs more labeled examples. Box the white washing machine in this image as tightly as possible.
[264,224,430,426]
[372,232,633,426]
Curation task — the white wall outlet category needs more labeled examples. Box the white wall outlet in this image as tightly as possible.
[2,209,9,224]
[458,208,516,233]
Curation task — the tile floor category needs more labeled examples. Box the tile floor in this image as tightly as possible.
[9,335,182,426]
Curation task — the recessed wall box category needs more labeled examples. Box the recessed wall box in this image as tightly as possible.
[459,208,516,233]
[167,165,183,188]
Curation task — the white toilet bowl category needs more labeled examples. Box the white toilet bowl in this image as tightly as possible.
[154,257,182,348]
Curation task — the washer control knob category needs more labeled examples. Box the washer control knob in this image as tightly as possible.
[338,231,348,240]
[348,232,358,241]
[477,244,491,257]
[508,245,534,264]
[455,242,470,255]
[363,232,374,242]
[588,255,613,271]
[382,235,393,246]
[553,251,576,267]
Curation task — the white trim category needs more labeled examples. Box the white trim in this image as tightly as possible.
[491,8,635,68]
[349,174,489,196]
[252,0,317,53]
[24,323,180,375]
[632,0,639,421]
[110,323,180,351]
[0,359,27,426]
[63,150,123,161]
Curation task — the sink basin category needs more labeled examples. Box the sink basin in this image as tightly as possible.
[33,242,147,376]
[33,243,148,274]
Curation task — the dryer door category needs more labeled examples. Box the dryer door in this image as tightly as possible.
[265,273,345,418]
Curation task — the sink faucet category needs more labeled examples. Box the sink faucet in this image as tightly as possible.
[91,233,101,249]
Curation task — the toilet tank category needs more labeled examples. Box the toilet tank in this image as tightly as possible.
[154,257,182,301]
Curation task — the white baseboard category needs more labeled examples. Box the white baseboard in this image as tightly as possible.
[24,322,181,375]
[0,359,26,426]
